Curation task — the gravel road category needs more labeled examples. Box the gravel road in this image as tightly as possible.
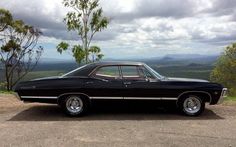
[0,94,236,147]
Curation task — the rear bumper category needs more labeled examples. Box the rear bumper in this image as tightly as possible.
[217,88,227,104]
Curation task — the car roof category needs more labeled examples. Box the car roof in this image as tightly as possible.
[91,61,144,66]
[63,61,145,77]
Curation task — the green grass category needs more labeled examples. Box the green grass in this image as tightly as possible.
[0,90,14,94]
[223,96,236,105]
[225,96,236,101]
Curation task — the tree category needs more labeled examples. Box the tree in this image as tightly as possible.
[0,9,12,32]
[58,0,109,63]
[0,9,43,90]
[210,43,236,95]
[57,42,103,64]
[89,46,103,62]
[57,42,85,65]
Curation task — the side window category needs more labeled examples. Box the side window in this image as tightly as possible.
[121,66,145,80]
[94,66,120,79]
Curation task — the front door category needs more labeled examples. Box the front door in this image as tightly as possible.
[121,65,163,99]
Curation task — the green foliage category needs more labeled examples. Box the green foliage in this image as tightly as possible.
[0,8,13,31]
[1,39,20,52]
[72,45,85,64]
[226,96,236,101]
[57,43,103,64]
[89,46,103,62]
[0,82,7,90]
[210,43,236,96]
[57,42,69,54]
[0,90,15,94]
[59,0,109,63]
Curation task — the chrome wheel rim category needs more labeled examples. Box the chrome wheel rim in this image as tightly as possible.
[183,96,201,114]
[66,96,83,114]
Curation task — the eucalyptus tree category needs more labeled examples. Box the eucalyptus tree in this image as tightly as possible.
[0,9,12,32]
[58,0,109,63]
[89,46,103,62]
[57,42,85,65]
[57,42,103,64]
[0,8,43,90]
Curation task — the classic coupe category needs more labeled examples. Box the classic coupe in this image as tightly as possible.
[14,61,227,116]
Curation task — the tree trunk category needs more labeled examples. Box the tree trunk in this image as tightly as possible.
[5,65,10,91]
[83,14,89,64]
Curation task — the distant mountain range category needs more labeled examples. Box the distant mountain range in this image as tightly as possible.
[0,54,219,72]
[40,54,220,63]
[137,54,219,66]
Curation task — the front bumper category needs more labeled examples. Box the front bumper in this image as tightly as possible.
[217,88,227,104]
[13,92,21,101]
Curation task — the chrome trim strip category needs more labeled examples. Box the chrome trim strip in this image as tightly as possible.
[162,97,178,100]
[125,97,177,100]
[90,97,177,100]
[125,97,160,100]
[21,95,178,101]
[21,96,58,99]
[91,97,123,99]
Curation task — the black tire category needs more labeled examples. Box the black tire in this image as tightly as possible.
[61,95,89,116]
[178,95,205,116]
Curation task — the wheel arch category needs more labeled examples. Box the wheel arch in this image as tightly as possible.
[176,91,212,106]
[57,92,91,105]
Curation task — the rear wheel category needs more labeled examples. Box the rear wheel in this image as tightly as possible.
[178,95,205,116]
[61,95,88,116]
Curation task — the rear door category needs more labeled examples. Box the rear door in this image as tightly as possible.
[83,65,124,99]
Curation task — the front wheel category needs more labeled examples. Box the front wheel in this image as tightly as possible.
[178,95,205,116]
[61,95,88,116]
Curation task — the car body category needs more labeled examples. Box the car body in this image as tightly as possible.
[14,61,227,116]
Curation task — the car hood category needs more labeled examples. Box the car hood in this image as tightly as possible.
[166,77,209,82]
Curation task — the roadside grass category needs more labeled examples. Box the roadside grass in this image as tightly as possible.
[0,90,14,94]
[223,96,236,105]
[225,96,236,101]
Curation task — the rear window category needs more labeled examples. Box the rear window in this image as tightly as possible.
[94,66,120,79]
[63,64,96,77]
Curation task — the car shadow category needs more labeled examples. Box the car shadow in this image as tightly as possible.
[8,101,224,121]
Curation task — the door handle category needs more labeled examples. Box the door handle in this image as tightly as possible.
[85,81,94,84]
[124,82,132,85]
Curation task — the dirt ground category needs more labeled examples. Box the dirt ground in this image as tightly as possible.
[0,94,236,147]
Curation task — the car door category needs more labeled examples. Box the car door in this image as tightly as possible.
[121,65,163,99]
[83,65,124,99]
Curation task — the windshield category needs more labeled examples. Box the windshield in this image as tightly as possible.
[144,64,165,80]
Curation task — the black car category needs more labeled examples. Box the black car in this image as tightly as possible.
[14,61,227,116]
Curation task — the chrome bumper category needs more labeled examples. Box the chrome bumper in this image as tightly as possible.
[217,88,227,104]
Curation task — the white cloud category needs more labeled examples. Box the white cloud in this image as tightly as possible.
[0,0,236,59]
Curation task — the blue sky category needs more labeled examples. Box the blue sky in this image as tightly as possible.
[1,0,236,60]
